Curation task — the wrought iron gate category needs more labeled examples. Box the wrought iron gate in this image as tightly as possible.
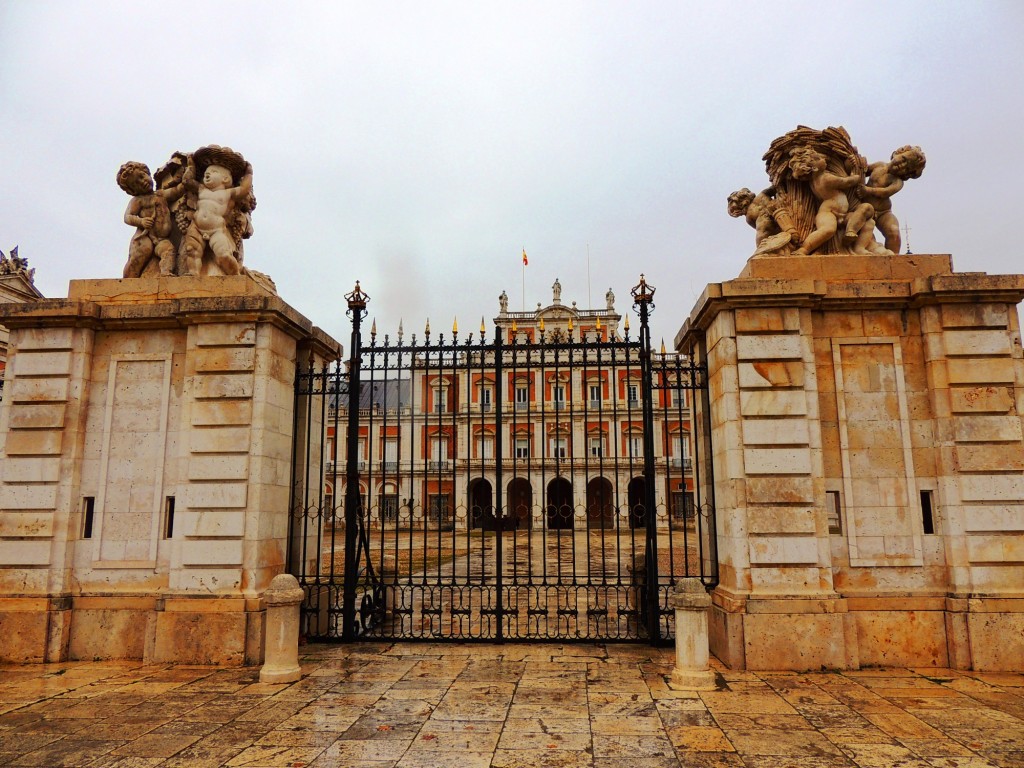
[288,276,717,644]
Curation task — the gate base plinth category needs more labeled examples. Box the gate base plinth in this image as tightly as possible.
[669,578,715,691]
[260,574,304,684]
[670,668,716,691]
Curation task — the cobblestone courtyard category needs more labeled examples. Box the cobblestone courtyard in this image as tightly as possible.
[1,643,1022,767]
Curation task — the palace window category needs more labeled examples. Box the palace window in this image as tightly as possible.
[515,437,530,459]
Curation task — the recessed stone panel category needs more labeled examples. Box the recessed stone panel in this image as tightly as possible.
[190,399,253,426]
[943,330,1013,357]
[743,447,812,475]
[196,322,257,347]
[741,417,810,445]
[194,373,254,399]
[738,361,805,389]
[740,390,807,417]
[9,377,69,403]
[8,403,67,430]
[0,511,54,537]
[947,358,1016,384]
[186,482,248,509]
[950,385,1014,413]
[953,414,1023,443]
[11,350,72,377]
[0,484,58,510]
[736,334,803,361]
[195,347,256,373]
[180,539,244,566]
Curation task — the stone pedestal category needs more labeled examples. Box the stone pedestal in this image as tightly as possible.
[669,578,716,690]
[0,276,338,664]
[677,254,1024,671]
[259,573,304,683]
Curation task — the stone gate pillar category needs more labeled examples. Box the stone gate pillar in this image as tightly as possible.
[0,275,338,663]
[678,254,1024,671]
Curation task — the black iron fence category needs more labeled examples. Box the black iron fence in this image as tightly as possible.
[288,276,717,643]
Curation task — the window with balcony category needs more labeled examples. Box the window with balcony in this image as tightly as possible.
[627,383,640,406]
[429,437,448,470]
[588,436,604,458]
[515,384,529,411]
[382,438,398,472]
[480,386,492,412]
[670,435,691,469]
[552,384,566,410]
[588,383,602,409]
[432,385,448,413]
[627,434,643,459]
[476,435,494,459]
[515,437,530,459]
[550,437,567,460]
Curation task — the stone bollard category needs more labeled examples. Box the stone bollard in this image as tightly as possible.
[668,578,716,690]
[259,573,305,684]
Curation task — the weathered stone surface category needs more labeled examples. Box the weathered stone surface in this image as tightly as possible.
[678,253,1024,671]
[0,277,339,665]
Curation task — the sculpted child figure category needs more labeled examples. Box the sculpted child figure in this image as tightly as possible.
[117,161,185,278]
[727,186,798,254]
[181,147,253,276]
[859,145,926,254]
[788,147,876,256]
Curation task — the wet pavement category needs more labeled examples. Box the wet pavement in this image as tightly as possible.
[0,642,1022,767]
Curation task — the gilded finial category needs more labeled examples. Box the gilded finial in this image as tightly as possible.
[539,318,545,333]
[453,317,458,334]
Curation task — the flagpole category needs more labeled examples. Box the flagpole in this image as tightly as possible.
[587,243,591,309]
[522,247,526,311]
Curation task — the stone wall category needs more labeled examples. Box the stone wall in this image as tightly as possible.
[0,276,338,663]
[677,254,1024,671]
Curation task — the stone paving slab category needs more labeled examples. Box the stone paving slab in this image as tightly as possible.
[0,644,1020,767]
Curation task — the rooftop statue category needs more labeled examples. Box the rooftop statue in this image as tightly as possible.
[118,145,259,280]
[729,126,925,257]
[0,246,35,283]
[117,160,184,278]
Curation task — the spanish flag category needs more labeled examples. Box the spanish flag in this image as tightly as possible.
[522,248,528,266]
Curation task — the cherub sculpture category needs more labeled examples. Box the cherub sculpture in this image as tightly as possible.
[727,186,798,256]
[117,161,185,278]
[180,145,255,276]
[860,145,926,254]
[787,146,876,256]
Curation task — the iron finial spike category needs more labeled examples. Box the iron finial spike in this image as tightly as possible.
[453,316,458,334]
[480,316,485,335]
[425,318,430,335]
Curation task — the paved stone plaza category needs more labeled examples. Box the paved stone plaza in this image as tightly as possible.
[0,643,1021,767]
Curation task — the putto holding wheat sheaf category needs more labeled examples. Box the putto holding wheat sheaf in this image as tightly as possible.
[116,145,261,282]
[728,126,925,258]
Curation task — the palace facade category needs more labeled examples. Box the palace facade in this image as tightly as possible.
[323,281,696,530]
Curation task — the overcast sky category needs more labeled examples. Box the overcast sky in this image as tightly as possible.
[2,2,1023,350]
